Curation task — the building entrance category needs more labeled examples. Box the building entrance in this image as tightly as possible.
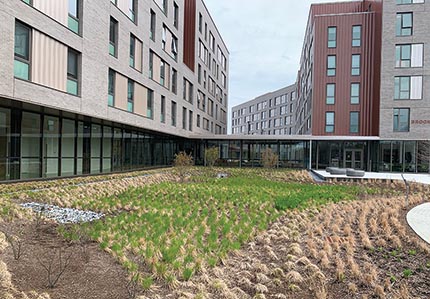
[344,149,363,170]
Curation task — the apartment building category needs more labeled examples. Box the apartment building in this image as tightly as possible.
[231,84,296,136]
[294,0,383,136]
[0,0,228,181]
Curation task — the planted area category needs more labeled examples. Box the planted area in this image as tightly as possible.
[72,173,367,288]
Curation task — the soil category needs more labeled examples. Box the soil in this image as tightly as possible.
[1,220,131,299]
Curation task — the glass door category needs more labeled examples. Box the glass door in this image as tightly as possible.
[344,149,363,170]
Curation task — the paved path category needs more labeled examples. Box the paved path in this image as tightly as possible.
[407,203,430,245]
[313,170,430,185]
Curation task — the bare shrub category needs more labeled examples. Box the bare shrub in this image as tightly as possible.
[1,229,23,261]
[173,151,194,182]
[204,147,219,167]
[38,248,73,288]
[261,148,278,169]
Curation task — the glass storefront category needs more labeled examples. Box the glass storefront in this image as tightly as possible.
[1,101,430,183]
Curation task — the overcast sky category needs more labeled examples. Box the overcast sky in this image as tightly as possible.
[203,0,350,131]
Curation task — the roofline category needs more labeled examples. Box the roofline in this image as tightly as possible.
[200,0,230,54]
[231,83,297,110]
[189,134,381,141]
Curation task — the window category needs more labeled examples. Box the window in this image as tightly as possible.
[186,110,192,131]
[129,0,137,23]
[395,76,423,100]
[395,44,423,67]
[199,13,203,33]
[197,114,201,128]
[129,35,136,68]
[127,79,134,112]
[327,55,336,76]
[182,107,187,130]
[68,0,79,34]
[109,17,118,57]
[67,49,79,95]
[147,89,154,118]
[350,112,359,133]
[198,64,202,84]
[108,69,115,106]
[171,101,177,126]
[325,112,335,133]
[393,108,410,132]
[328,27,336,48]
[396,13,413,36]
[14,21,31,80]
[351,83,360,104]
[396,0,425,4]
[149,51,153,78]
[352,25,361,47]
[326,84,335,104]
[150,10,156,41]
[160,61,165,86]
[171,68,177,94]
[173,2,179,28]
[351,54,360,76]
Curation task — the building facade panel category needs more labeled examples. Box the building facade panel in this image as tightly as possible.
[379,0,430,139]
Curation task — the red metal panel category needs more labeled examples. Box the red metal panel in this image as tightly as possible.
[310,0,382,136]
[183,0,196,72]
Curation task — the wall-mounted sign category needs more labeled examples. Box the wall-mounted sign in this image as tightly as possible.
[411,120,430,125]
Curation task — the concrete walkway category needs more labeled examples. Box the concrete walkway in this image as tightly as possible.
[407,203,430,245]
[313,170,430,185]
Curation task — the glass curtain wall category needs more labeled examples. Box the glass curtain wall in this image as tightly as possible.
[91,124,102,174]
[43,116,60,178]
[0,108,10,180]
[21,112,41,179]
[103,126,112,173]
[61,119,75,176]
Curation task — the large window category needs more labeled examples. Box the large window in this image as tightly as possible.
[327,55,336,76]
[351,54,361,76]
[127,79,134,112]
[394,76,423,100]
[108,69,115,106]
[327,27,337,48]
[393,108,410,132]
[0,108,11,181]
[21,112,41,179]
[109,17,118,57]
[67,49,79,95]
[350,112,359,133]
[160,96,165,123]
[326,84,335,105]
[68,0,79,34]
[351,83,360,104]
[325,112,335,133]
[171,101,177,127]
[14,21,31,80]
[129,0,137,23]
[171,68,177,94]
[173,2,179,28]
[352,25,361,47]
[150,10,156,41]
[182,107,187,130]
[130,34,136,68]
[147,89,154,118]
[396,13,413,36]
[395,44,423,68]
[61,119,75,176]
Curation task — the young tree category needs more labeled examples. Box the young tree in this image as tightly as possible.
[261,148,279,169]
[173,151,194,182]
[204,147,219,167]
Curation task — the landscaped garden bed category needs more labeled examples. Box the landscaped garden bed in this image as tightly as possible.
[0,168,429,299]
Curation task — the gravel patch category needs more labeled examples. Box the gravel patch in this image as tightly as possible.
[20,202,104,224]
